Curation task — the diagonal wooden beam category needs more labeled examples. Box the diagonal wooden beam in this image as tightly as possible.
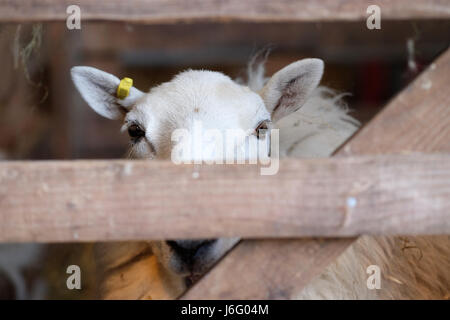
[0,0,449,23]
[182,47,450,299]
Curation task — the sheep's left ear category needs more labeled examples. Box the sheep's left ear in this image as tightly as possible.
[260,58,324,122]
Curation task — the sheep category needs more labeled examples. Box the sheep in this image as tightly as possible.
[71,55,449,300]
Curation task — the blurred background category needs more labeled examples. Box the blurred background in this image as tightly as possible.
[1,21,449,160]
[0,20,449,299]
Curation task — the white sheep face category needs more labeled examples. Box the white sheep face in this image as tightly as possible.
[71,59,324,278]
[123,70,271,162]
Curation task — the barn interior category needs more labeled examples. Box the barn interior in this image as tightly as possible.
[0,19,449,299]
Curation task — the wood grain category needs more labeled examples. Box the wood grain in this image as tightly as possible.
[183,47,450,299]
[1,154,449,242]
[0,0,449,23]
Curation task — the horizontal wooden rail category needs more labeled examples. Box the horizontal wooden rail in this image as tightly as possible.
[0,0,449,23]
[0,154,449,242]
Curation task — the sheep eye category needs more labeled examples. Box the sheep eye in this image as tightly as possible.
[128,124,145,140]
[255,120,271,139]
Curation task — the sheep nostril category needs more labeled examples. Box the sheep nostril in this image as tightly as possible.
[166,240,179,250]
[166,240,215,255]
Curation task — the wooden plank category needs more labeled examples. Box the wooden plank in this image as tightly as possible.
[1,154,449,242]
[0,0,449,23]
[183,47,450,299]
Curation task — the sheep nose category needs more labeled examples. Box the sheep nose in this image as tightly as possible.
[166,240,215,256]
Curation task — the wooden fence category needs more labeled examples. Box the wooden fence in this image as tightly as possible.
[0,0,449,300]
[1,0,449,23]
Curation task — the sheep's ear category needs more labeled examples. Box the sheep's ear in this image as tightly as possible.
[260,58,324,122]
[71,66,144,120]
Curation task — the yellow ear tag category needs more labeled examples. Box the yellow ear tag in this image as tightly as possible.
[116,77,133,100]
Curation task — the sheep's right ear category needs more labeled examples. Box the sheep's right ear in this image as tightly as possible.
[260,59,324,122]
[71,66,144,120]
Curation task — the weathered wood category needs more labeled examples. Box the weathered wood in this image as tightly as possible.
[0,0,449,23]
[1,154,449,242]
[183,47,450,299]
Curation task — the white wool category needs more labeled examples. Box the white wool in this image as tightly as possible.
[297,236,450,299]
[276,87,359,158]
